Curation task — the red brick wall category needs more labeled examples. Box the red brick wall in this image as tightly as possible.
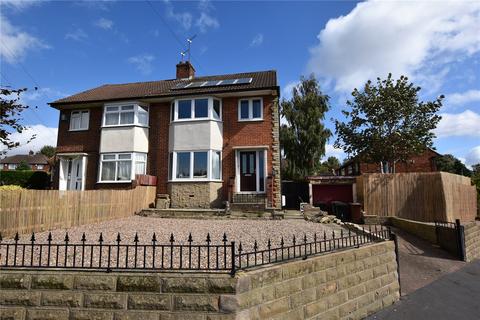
[55,107,103,189]
[221,95,274,199]
[53,94,278,199]
[148,102,170,194]
[359,149,439,174]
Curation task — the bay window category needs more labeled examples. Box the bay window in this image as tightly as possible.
[103,103,149,127]
[70,110,89,131]
[99,152,147,182]
[238,98,263,121]
[169,150,221,181]
[171,97,221,121]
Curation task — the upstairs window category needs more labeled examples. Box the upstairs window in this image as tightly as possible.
[70,110,89,131]
[103,103,149,127]
[238,98,263,121]
[171,97,222,122]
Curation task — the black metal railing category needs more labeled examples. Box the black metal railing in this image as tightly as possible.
[435,219,465,261]
[0,225,391,274]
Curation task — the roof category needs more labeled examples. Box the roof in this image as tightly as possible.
[50,70,278,106]
[0,154,49,165]
[337,147,442,170]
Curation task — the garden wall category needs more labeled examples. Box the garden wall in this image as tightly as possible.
[464,222,480,262]
[0,241,399,320]
[0,186,156,237]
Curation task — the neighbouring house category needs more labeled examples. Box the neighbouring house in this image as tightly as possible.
[0,153,50,172]
[336,148,441,176]
[49,61,281,209]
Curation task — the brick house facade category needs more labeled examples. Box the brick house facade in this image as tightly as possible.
[0,154,50,172]
[337,148,441,176]
[50,62,281,209]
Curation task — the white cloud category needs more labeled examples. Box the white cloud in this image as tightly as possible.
[94,17,114,30]
[307,0,480,92]
[446,89,480,106]
[65,28,88,42]
[19,87,68,107]
[323,144,345,161]
[128,54,155,75]
[195,12,219,33]
[164,0,193,30]
[282,81,300,99]
[250,33,264,47]
[74,0,115,11]
[0,124,58,156]
[0,0,39,10]
[0,14,49,64]
[465,146,480,167]
[434,110,480,138]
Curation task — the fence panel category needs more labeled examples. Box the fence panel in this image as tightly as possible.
[0,187,156,237]
[360,172,477,222]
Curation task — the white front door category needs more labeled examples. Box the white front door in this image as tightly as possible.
[59,156,86,191]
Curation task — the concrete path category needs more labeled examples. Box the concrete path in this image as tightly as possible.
[392,227,465,295]
[367,260,480,319]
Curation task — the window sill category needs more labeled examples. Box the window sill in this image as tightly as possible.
[69,128,89,132]
[171,118,223,124]
[101,124,149,129]
[96,180,133,184]
[168,179,223,183]
[238,119,264,122]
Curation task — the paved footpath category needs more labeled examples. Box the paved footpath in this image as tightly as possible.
[367,260,480,320]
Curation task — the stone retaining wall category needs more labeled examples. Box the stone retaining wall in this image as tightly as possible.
[0,241,399,320]
[464,221,480,262]
[168,182,223,209]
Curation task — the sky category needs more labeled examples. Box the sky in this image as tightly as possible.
[1,0,479,167]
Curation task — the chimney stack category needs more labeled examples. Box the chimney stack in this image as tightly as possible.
[176,61,195,79]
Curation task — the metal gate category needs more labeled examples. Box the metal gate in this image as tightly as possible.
[434,219,465,261]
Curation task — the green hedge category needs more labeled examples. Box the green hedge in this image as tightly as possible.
[0,171,50,189]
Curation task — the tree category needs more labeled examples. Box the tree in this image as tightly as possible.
[280,75,331,180]
[1,87,36,154]
[334,74,443,173]
[317,156,341,175]
[38,145,56,158]
[15,161,31,171]
[435,154,472,177]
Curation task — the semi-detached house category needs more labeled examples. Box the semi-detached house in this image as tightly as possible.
[49,61,281,209]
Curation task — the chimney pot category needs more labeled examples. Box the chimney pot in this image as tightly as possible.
[176,61,195,79]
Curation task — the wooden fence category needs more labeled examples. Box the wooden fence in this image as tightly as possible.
[0,186,156,237]
[357,172,477,222]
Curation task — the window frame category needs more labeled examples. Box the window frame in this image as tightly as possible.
[69,110,90,131]
[171,97,222,122]
[36,164,45,170]
[8,164,17,170]
[102,102,149,128]
[98,152,148,183]
[169,150,222,182]
[238,98,263,121]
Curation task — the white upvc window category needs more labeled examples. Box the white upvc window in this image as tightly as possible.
[70,110,90,131]
[171,97,222,122]
[98,152,147,182]
[37,164,44,170]
[8,164,17,170]
[169,150,222,181]
[238,98,263,121]
[103,102,149,127]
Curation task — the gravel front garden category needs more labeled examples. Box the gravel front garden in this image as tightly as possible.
[1,216,348,270]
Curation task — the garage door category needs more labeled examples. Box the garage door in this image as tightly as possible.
[312,184,353,206]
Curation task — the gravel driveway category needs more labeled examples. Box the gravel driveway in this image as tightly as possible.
[0,217,348,270]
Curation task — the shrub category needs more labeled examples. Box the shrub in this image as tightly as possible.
[0,171,50,189]
[0,185,24,190]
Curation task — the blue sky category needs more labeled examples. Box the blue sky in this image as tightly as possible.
[1,0,479,166]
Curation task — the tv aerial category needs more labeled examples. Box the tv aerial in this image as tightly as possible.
[181,34,197,62]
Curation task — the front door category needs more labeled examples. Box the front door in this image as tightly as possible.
[240,151,256,192]
[61,157,84,191]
